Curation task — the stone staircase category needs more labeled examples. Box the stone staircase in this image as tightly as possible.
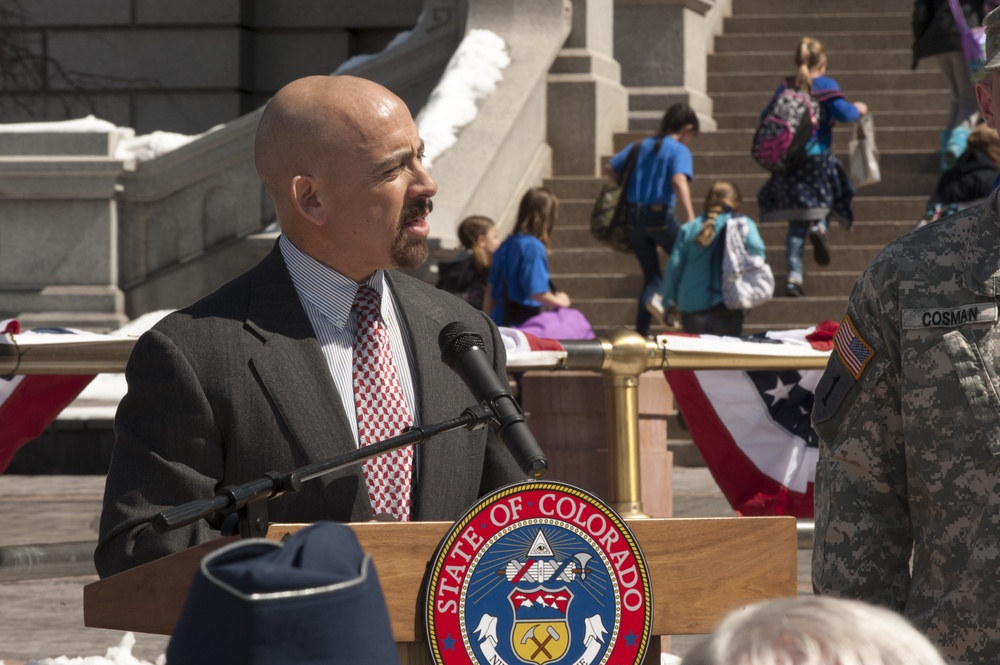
[542,0,946,464]
[544,0,943,337]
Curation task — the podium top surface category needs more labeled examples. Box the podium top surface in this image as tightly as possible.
[84,516,797,640]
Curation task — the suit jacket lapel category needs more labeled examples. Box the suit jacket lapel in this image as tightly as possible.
[243,245,370,518]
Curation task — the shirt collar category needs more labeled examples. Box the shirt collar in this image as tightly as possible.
[279,234,385,328]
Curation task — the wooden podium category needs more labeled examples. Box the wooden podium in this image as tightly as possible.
[84,517,796,664]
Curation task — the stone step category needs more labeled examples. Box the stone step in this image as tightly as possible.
[713,110,948,130]
[708,49,916,73]
[553,195,927,228]
[709,50,916,73]
[552,0,943,338]
[715,31,912,53]
[741,197,927,223]
[628,85,938,117]
[762,244,885,273]
[548,243,886,275]
[668,440,706,468]
[574,295,849,327]
[625,126,941,153]
[711,89,951,114]
[692,150,936,176]
[549,172,939,203]
[555,218,910,251]
[732,0,911,15]
[766,272,865,297]
[626,87,712,112]
[688,172,938,198]
[722,13,909,35]
[545,267,867,301]
[549,248,645,273]
[551,226,631,250]
[544,175,618,200]
[757,220,914,246]
[707,70,945,94]
[553,273,643,299]
[556,218,917,255]
[745,295,850,325]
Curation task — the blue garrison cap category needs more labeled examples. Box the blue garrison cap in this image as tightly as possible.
[166,522,401,665]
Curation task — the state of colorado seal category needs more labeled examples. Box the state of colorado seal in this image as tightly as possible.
[425,482,652,665]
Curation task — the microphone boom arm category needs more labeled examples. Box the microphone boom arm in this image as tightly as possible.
[152,405,494,538]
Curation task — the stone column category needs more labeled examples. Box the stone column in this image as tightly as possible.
[613,0,732,132]
[0,132,128,331]
[547,0,630,176]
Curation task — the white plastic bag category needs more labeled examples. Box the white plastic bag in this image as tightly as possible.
[721,215,775,310]
[849,113,881,188]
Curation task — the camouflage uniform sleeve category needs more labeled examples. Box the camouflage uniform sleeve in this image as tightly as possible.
[811,259,911,611]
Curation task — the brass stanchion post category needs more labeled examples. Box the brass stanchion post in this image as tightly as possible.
[600,327,660,518]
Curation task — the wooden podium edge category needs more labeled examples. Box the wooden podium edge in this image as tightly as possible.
[84,516,797,641]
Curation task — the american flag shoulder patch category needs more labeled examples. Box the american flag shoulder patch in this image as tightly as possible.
[833,314,874,381]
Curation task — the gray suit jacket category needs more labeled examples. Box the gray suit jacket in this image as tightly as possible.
[95,244,523,577]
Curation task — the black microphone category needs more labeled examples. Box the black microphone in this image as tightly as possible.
[438,322,548,478]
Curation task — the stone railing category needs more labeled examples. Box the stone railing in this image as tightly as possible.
[0,131,129,330]
[116,0,573,316]
[0,0,731,329]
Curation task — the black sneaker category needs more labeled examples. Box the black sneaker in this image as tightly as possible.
[809,227,831,266]
[785,282,805,297]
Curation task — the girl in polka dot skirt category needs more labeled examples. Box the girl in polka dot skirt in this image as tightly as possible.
[757,36,868,297]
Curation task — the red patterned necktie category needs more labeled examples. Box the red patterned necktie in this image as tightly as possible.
[352,284,414,521]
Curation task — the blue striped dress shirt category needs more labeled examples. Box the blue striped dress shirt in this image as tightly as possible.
[278,234,420,447]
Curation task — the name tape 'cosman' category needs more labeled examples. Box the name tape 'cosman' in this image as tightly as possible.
[901,303,999,329]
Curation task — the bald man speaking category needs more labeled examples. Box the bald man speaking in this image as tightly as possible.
[95,76,523,577]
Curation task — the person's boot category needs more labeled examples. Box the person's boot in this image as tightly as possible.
[808,226,831,266]
[785,281,805,297]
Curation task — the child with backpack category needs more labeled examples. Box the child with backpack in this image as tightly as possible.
[603,103,698,335]
[661,180,767,336]
[755,36,868,297]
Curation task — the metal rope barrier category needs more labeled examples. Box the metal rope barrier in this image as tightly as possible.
[0,328,825,580]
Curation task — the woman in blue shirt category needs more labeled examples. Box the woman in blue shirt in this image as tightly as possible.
[604,103,698,336]
[663,180,766,335]
[486,187,571,326]
[757,37,867,297]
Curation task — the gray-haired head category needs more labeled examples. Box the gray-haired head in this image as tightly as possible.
[681,596,946,665]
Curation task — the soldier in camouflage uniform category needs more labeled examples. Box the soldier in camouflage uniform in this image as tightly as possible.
[811,10,1000,664]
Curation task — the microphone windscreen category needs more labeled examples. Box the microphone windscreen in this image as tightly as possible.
[439,322,485,365]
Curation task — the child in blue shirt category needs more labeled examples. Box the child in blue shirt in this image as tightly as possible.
[604,103,698,335]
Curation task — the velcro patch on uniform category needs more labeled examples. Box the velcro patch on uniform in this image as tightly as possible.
[901,303,998,329]
[833,314,874,381]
